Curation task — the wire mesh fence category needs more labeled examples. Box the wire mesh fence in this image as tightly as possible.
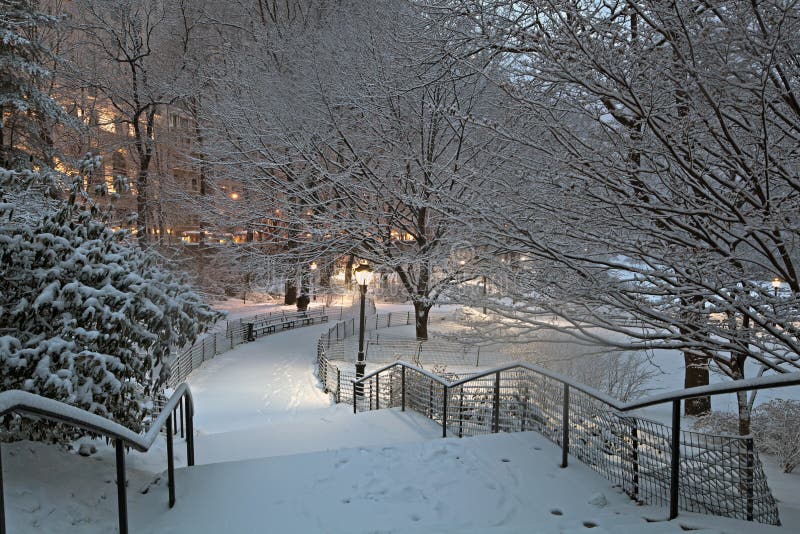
[316,312,782,526]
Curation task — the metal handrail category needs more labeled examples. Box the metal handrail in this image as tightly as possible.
[352,360,800,524]
[354,360,800,413]
[0,384,196,534]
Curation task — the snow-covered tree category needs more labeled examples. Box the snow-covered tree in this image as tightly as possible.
[200,0,506,338]
[428,0,800,428]
[63,0,203,243]
[1,4,219,441]
[0,0,71,179]
[0,170,220,442]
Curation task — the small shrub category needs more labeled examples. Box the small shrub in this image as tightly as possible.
[752,399,800,474]
[693,399,800,473]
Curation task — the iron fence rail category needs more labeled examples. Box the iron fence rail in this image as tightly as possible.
[351,361,784,525]
[316,311,795,526]
[349,362,788,525]
[0,384,196,534]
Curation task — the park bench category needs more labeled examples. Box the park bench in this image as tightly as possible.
[244,309,329,340]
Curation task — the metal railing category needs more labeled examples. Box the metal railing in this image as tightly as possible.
[316,308,407,401]
[315,311,798,525]
[350,361,800,525]
[0,384,196,534]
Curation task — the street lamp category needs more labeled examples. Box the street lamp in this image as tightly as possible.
[310,262,318,301]
[353,262,373,393]
[772,278,781,296]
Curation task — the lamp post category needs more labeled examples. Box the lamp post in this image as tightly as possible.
[772,278,781,297]
[353,262,373,394]
[310,261,318,301]
[482,275,487,314]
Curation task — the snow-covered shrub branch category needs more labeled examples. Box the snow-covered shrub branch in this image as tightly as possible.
[0,186,220,442]
[695,399,800,473]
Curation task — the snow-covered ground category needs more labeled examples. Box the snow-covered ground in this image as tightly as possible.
[2,303,797,532]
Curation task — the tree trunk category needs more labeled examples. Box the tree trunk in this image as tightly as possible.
[136,164,148,243]
[344,254,354,289]
[320,263,333,288]
[734,314,753,435]
[736,390,751,435]
[284,280,297,305]
[683,351,711,415]
[414,301,432,340]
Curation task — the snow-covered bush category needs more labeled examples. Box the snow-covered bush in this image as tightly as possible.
[694,400,800,473]
[0,191,220,442]
[692,411,739,436]
[752,399,800,474]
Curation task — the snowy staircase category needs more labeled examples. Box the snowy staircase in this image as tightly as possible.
[130,417,772,534]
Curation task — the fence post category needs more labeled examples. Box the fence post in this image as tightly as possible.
[401,367,406,411]
[375,374,380,410]
[670,399,681,520]
[459,387,464,438]
[407,311,411,325]
[476,346,480,367]
[428,379,434,418]
[561,384,569,468]
[166,414,175,508]
[492,372,501,433]
[179,397,184,439]
[246,322,254,342]
[442,385,448,438]
[388,312,392,327]
[390,370,395,406]
[0,442,5,534]
[115,439,128,534]
[631,420,639,500]
[186,398,195,466]
[521,393,528,432]
[353,382,357,414]
[337,368,341,403]
[746,437,754,521]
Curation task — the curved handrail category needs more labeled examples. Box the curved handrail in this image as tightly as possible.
[0,383,194,452]
[354,360,624,409]
[353,359,800,413]
[351,361,800,524]
[0,384,195,534]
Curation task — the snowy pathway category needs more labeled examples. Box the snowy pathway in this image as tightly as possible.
[3,318,790,533]
[186,323,442,463]
[187,323,332,434]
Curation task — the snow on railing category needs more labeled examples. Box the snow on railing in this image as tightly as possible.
[316,311,799,526]
[350,360,800,526]
[0,383,196,534]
